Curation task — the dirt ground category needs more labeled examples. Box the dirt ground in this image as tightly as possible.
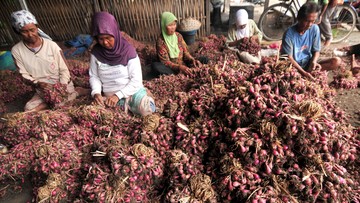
[335,88,360,126]
[328,33,360,128]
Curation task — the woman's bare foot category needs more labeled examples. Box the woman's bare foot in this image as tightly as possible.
[351,54,360,77]
[324,40,331,47]
[321,40,331,54]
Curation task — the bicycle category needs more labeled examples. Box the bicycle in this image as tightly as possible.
[329,1,357,43]
[348,0,360,30]
[257,0,301,41]
[258,0,357,43]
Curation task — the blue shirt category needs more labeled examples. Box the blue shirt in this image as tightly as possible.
[280,24,321,68]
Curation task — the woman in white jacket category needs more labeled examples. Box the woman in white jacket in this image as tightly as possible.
[89,12,155,116]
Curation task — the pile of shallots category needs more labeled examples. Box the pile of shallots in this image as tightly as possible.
[330,70,359,89]
[0,34,359,202]
[0,70,33,113]
[237,37,261,55]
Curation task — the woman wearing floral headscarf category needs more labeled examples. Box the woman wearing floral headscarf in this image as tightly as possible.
[227,9,263,64]
[10,10,86,112]
[89,12,155,116]
[153,11,202,76]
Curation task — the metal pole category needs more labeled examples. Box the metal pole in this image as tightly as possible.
[18,0,29,10]
[264,0,270,9]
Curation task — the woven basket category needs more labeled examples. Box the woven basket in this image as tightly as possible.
[177,17,201,32]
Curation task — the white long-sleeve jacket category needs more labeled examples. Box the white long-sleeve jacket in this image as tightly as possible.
[89,54,143,99]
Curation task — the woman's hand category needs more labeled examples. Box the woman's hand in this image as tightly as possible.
[93,94,105,106]
[250,36,259,44]
[192,59,202,68]
[179,65,192,75]
[308,61,321,72]
[105,95,120,107]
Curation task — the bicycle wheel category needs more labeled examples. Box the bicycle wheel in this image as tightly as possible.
[330,5,356,43]
[258,3,296,41]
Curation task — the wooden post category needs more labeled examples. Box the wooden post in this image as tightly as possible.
[206,0,210,35]
[18,0,29,10]
[92,0,100,12]
[99,0,105,11]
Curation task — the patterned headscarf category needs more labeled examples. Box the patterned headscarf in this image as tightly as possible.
[161,12,180,59]
[235,9,249,39]
[11,10,52,40]
[91,12,137,66]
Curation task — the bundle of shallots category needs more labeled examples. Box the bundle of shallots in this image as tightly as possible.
[39,82,69,108]
[237,37,261,55]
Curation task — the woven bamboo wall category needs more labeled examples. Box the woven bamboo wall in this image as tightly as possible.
[0,0,22,47]
[98,0,207,42]
[0,0,209,47]
[26,0,94,41]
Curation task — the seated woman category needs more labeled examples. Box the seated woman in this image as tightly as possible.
[10,10,86,112]
[90,11,155,116]
[153,11,202,76]
[280,2,341,80]
[227,9,263,64]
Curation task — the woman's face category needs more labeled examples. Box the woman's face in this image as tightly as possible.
[297,12,318,33]
[20,23,39,44]
[237,24,247,30]
[166,21,177,35]
[97,34,115,49]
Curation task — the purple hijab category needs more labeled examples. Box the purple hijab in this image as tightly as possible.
[91,12,137,66]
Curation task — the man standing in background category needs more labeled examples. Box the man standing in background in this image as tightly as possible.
[308,0,338,47]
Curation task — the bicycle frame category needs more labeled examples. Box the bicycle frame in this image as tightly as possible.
[345,1,360,27]
[259,0,358,42]
[279,0,302,14]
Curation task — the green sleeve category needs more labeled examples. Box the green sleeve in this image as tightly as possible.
[226,25,237,44]
[250,20,263,42]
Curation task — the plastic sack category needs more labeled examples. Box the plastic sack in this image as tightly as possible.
[64,34,93,57]
[0,51,16,71]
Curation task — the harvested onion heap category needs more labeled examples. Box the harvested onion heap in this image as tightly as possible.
[0,139,38,182]
[0,40,359,202]
[137,116,174,160]
[0,70,33,113]
[237,37,261,55]
[195,34,239,63]
[1,110,73,146]
[39,82,69,108]
[165,173,217,203]
[81,139,164,203]
[79,162,111,203]
[33,138,82,202]
[330,69,359,89]
[164,150,211,202]
[67,59,90,88]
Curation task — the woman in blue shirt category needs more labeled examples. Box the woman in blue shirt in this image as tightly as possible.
[281,2,341,80]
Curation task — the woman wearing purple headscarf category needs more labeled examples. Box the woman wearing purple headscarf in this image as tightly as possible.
[89,12,155,116]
